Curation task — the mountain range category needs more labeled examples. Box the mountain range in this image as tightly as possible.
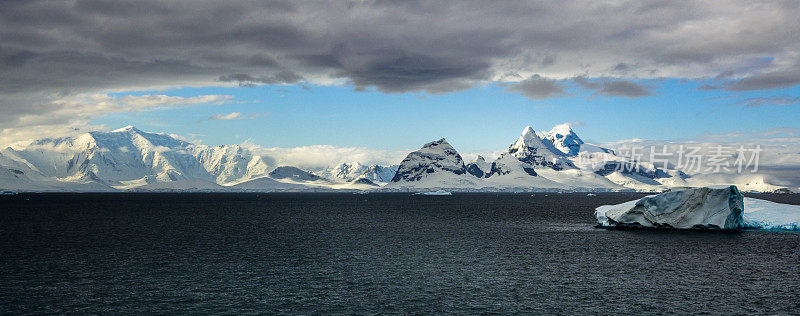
[0,125,795,193]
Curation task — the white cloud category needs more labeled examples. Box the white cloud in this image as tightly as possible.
[118,94,232,109]
[0,93,233,147]
[4,1,800,97]
[247,144,410,170]
[210,112,243,121]
[206,112,270,121]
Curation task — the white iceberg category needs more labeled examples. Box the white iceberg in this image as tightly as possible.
[595,186,745,230]
[415,190,453,196]
[596,186,800,230]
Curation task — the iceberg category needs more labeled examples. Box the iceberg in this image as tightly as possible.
[596,186,800,230]
[595,186,744,230]
[414,190,453,196]
[741,198,800,230]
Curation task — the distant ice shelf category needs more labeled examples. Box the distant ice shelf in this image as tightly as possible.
[742,197,800,230]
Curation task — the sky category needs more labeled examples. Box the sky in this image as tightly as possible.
[2,0,800,153]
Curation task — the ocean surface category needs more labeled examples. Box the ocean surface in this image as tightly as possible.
[1,193,799,314]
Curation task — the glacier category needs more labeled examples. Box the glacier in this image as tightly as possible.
[596,186,800,230]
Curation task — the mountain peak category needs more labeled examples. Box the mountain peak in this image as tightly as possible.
[389,137,467,183]
[514,126,546,150]
[329,161,369,181]
[111,125,141,133]
[423,138,450,148]
[521,126,536,138]
[543,123,584,156]
[549,123,574,136]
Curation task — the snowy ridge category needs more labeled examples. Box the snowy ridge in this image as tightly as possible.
[0,124,798,193]
[328,162,398,184]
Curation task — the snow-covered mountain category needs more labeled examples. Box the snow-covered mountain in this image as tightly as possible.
[328,162,398,184]
[386,125,619,191]
[191,144,271,185]
[329,162,369,180]
[0,126,351,192]
[0,126,215,191]
[489,126,575,175]
[540,123,584,156]
[357,165,398,184]
[385,139,481,189]
[465,155,492,178]
[0,126,272,189]
[0,124,797,192]
[384,124,799,192]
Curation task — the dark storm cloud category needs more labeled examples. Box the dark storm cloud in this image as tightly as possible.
[219,71,303,87]
[3,0,799,97]
[508,75,566,100]
[573,76,652,98]
[599,81,652,97]
[2,0,800,143]
[727,70,800,91]
[573,76,602,90]
[342,53,492,93]
[612,63,631,72]
[0,49,209,94]
[697,83,721,91]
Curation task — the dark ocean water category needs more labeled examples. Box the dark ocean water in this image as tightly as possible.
[1,193,799,315]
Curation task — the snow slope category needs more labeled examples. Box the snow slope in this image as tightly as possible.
[191,144,271,185]
[229,176,310,191]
